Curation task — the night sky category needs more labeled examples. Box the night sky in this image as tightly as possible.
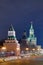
[0,0,43,47]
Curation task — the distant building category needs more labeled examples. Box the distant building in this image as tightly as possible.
[3,24,20,56]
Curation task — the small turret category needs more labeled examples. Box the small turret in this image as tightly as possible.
[22,30,27,39]
[29,22,34,38]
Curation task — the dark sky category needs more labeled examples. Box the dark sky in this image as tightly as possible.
[0,0,43,47]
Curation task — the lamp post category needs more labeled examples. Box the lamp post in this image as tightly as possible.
[16,47,20,56]
[37,48,40,54]
[26,48,29,54]
[32,48,35,53]
[1,47,7,57]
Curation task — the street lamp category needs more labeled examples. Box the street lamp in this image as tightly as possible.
[26,48,29,54]
[32,48,36,53]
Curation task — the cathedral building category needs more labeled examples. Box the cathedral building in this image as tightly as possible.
[3,24,20,56]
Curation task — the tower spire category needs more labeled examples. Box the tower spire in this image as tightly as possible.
[9,24,14,31]
[29,22,34,38]
[30,21,33,29]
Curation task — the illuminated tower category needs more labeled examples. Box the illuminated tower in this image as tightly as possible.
[27,22,37,45]
[3,24,20,56]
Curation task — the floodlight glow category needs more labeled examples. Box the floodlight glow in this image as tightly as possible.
[1,47,6,50]
[17,47,20,51]
[26,48,29,51]
[32,48,35,51]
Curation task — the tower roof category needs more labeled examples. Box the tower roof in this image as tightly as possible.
[22,30,27,39]
[9,24,14,31]
[29,22,35,38]
[30,22,33,29]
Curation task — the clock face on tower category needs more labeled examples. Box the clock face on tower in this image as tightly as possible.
[8,31,15,36]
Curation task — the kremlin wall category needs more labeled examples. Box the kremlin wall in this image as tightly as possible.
[0,23,42,56]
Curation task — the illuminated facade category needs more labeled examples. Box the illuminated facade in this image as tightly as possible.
[3,24,20,56]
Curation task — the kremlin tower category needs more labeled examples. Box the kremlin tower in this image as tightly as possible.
[20,22,37,53]
[3,24,20,56]
[27,22,37,46]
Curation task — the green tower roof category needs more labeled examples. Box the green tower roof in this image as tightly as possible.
[30,22,33,30]
[9,24,14,31]
[29,22,35,38]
